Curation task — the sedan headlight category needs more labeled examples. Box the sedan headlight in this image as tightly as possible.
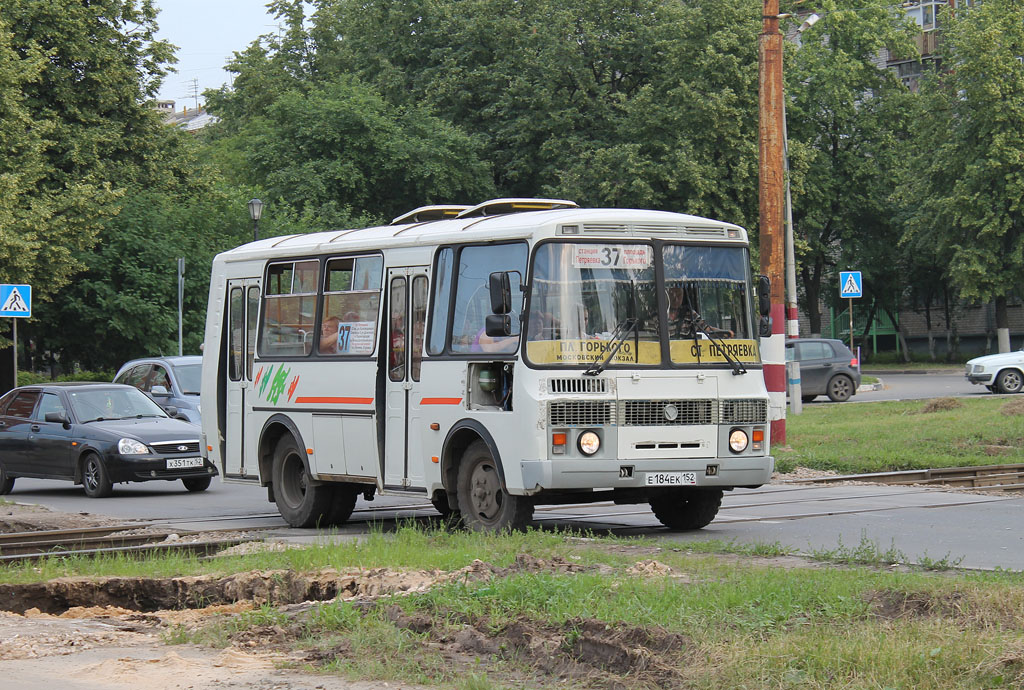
[728,429,749,453]
[578,431,601,456]
[118,438,149,455]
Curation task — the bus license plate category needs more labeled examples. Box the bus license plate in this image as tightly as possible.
[166,457,204,469]
[645,471,697,486]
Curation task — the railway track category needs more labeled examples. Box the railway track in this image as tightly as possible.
[0,525,252,564]
[779,463,1024,492]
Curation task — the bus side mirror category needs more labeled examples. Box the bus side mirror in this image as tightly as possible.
[489,272,512,314]
[758,275,771,317]
[485,313,512,337]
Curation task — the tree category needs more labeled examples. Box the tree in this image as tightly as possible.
[901,0,1024,353]
[784,0,916,337]
[214,0,764,227]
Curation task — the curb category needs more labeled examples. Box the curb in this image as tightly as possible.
[857,377,883,392]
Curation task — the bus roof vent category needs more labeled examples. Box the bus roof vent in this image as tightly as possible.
[456,198,578,219]
[390,205,471,225]
[550,377,609,394]
[633,224,685,235]
[580,223,629,234]
[684,226,730,238]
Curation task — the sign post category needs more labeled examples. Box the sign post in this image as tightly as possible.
[839,271,862,353]
[0,284,32,388]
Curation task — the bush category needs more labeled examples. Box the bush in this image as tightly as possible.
[17,370,114,385]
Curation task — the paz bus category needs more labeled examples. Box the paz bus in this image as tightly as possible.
[199,198,774,531]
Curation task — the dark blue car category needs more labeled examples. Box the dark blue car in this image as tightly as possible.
[0,383,217,497]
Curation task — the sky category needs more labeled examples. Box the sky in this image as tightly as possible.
[153,0,281,108]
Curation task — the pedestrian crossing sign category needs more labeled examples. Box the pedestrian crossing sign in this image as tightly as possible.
[0,284,31,318]
[839,271,862,299]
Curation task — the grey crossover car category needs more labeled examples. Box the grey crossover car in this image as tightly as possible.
[113,356,202,424]
[785,338,862,402]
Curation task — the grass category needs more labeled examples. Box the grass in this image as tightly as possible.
[776,396,1024,473]
[151,526,1024,689]
[4,524,1024,687]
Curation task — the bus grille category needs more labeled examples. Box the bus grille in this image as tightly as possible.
[548,401,614,427]
[549,378,608,394]
[545,399,768,427]
[719,399,768,424]
[621,400,713,426]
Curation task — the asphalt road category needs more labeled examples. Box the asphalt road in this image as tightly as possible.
[813,369,990,403]
[8,475,1024,572]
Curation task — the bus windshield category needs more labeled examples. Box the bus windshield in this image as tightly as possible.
[526,241,758,368]
[526,242,660,366]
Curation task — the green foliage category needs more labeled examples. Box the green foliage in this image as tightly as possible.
[901,0,1024,319]
[17,370,113,385]
[784,0,917,333]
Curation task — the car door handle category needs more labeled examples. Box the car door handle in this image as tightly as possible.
[31,424,40,432]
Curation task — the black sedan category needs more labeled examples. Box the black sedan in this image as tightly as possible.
[0,383,217,497]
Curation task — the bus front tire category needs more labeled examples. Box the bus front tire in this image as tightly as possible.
[650,489,723,530]
[456,440,532,532]
[272,435,331,528]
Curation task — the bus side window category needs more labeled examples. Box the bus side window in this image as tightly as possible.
[449,243,527,355]
[261,260,318,357]
[319,255,383,356]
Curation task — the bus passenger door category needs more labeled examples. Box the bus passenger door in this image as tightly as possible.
[383,268,429,490]
[224,279,261,479]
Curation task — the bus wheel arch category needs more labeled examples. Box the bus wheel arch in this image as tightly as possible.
[258,415,309,488]
[440,420,505,506]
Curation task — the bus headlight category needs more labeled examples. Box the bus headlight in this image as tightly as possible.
[728,429,749,453]
[578,431,601,456]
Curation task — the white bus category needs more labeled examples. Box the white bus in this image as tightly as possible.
[200,199,774,531]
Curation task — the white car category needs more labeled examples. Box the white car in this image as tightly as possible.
[965,346,1024,394]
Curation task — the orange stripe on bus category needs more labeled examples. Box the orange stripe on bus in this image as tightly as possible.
[294,396,374,405]
[420,397,463,405]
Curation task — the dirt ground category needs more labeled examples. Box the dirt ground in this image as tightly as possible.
[0,501,442,689]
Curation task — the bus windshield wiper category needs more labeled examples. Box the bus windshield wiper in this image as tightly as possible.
[583,317,637,376]
[692,314,746,375]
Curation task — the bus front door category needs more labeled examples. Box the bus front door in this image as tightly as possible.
[224,279,261,479]
[383,268,429,490]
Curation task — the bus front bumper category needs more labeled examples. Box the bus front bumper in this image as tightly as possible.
[518,456,774,494]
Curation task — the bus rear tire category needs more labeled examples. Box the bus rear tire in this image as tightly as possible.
[272,435,331,528]
[456,440,532,532]
[650,489,723,530]
[324,484,359,526]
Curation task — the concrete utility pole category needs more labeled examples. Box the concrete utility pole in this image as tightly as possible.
[759,0,787,444]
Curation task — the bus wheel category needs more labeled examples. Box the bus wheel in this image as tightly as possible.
[456,440,532,532]
[324,484,359,526]
[272,435,331,527]
[650,489,723,530]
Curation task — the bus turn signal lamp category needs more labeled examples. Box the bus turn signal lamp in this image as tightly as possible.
[552,432,567,455]
[752,428,764,451]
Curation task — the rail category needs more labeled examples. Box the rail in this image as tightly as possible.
[779,463,1024,492]
[0,526,253,564]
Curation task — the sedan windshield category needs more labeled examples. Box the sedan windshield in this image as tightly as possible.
[69,387,168,422]
[171,363,201,394]
[526,243,660,366]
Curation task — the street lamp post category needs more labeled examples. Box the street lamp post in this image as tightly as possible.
[759,0,787,443]
[248,198,264,242]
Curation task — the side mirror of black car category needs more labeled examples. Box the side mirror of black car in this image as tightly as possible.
[44,411,70,428]
[163,406,179,418]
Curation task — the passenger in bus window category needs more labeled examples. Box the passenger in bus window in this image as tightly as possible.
[320,316,340,354]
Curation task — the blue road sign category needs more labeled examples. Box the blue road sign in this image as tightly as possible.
[0,284,31,318]
[839,271,862,299]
